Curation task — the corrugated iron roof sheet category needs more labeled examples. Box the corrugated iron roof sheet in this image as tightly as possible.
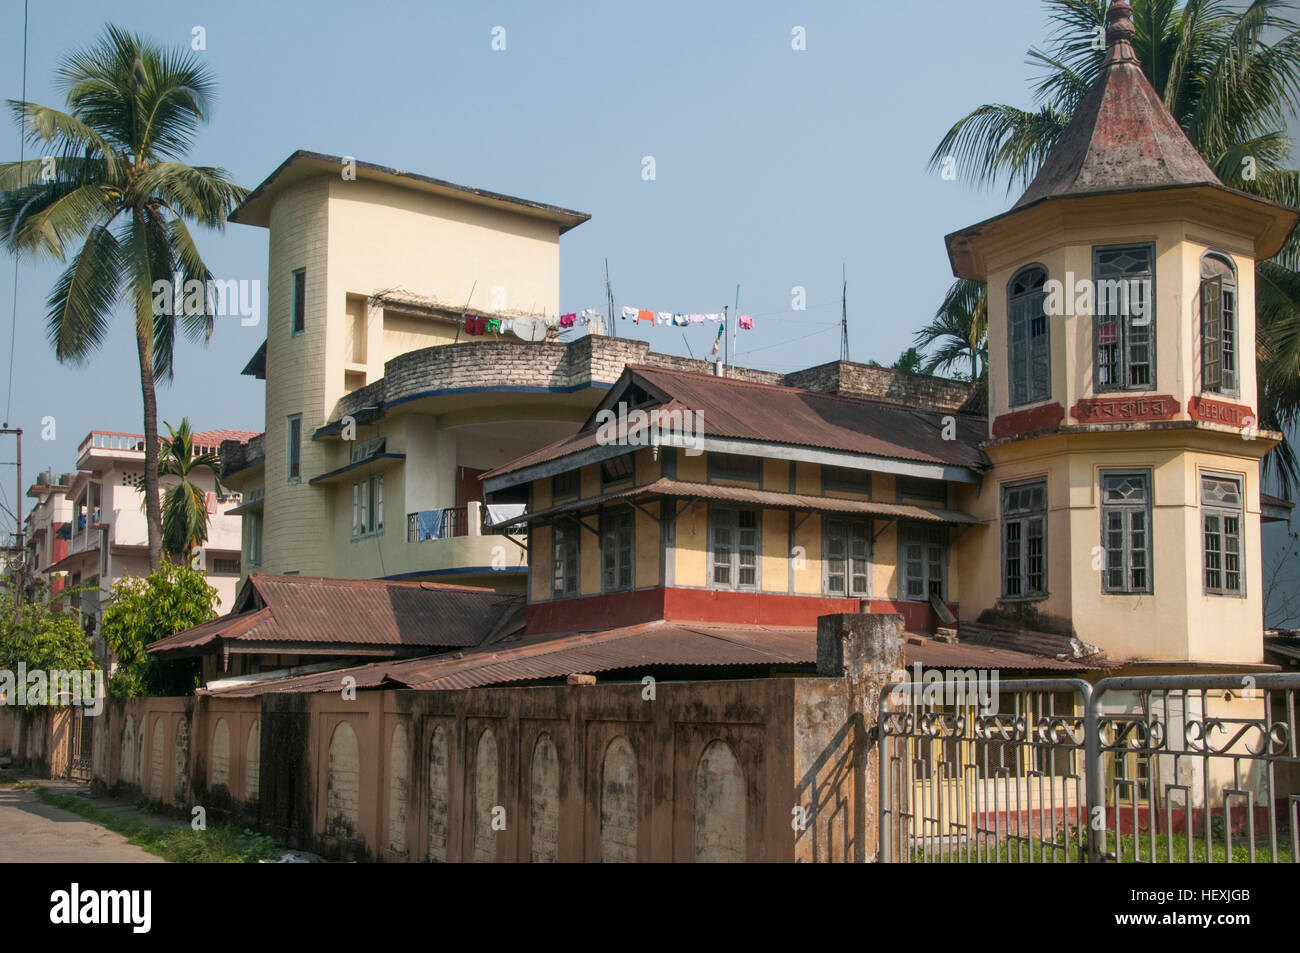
[484,364,987,480]
[492,477,982,529]
[149,574,525,655]
[210,620,1099,696]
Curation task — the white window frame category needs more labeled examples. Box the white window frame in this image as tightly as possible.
[1201,472,1244,597]
[350,474,385,540]
[824,517,870,597]
[1001,479,1047,600]
[1100,470,1153,594]
[552,520,580,597]
[601,506,635,592]
[899,523,947,602]
[709,506,759,590]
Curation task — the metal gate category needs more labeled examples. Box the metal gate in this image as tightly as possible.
[878,674,1300,863]
[66,708,92,782]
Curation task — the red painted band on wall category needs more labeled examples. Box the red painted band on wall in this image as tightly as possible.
[992,403,1065,438]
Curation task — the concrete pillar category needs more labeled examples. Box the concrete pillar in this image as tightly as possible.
[815,612,904,863]
[466,501,482,537]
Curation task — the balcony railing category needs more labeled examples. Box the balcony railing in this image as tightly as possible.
[408,507,468,542]
[77,430,226,459]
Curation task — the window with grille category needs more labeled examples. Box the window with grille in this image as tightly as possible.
[1008,265,1050,406]
[1093,245,1154,392]
[1100,471,1152,593]
[602,507,634,592]
[552,521,579,597]
[1200,253,1237,395]
[1201,474,1243,595]
[708,453,761,484]
[825,518,870,596]
[1002,480,1047,599]
[246,512,262,567]
[291,268,306,335]
[823,465,870,496]
[287,415,302,481]
[900,524,946,601]
[898,476,947,505]
[710,507,759,589]
[601,454,634,487]
[552,469,580,502]
[351,474,385,539]
[211,557,241,575]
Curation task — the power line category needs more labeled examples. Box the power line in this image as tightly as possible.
[734,323,839,358]
[4,0,30,428]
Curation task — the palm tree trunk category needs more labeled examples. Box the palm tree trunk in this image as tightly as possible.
[134,311,163,571]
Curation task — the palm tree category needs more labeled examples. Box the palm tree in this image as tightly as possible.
[158,418,223,560]
[914,278,989,380]
[0,25,247,569]
[928,0,1300,488]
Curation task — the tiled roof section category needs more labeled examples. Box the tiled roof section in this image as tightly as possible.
[484,364,987,479]
[193,429,260,446]
[1014,2,1220,208]
[148,574,525,655]
[208,619,1101,696]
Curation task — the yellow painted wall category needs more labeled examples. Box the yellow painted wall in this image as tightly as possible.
[793,514,822,595]
[530,524,552,602]
[762,510,789,593]
[634,448,660,486]
[674,500,708,587]
[763,459,790,492]
[635,505,660,588]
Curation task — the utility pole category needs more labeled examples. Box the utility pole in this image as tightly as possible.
[0,427,22,616]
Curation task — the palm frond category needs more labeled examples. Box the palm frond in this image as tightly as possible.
[44,224,121,362]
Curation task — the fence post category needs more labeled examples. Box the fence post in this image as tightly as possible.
[1085,688,1105,863]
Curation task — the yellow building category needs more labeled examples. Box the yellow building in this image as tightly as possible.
[222,151,598,589]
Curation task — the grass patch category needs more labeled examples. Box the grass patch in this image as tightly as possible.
[22,783,281,863]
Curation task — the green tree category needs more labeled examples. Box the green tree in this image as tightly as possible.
[913,279,989,380]
[101,560,217,697]
[928,0,1300,488]
[891,346,933,375]
[0,586,96,708]
[159,417,223,560]
[0,25,247,570]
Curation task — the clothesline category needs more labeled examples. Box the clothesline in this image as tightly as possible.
[618,307,755,330]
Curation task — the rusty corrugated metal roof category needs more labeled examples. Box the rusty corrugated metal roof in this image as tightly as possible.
[485,364,987,481]
[149,574,524,656]
[209,620,1099,696]
[492,477,982,529]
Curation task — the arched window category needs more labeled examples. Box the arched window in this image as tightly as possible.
[1200,253,1238,395]
[1008,266,1050,406]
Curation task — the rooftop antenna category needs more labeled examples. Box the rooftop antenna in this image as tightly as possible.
[605,258,617,339]
[840,264,850,362]
[731,284,740,368]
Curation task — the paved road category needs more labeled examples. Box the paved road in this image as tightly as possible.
[0,786,165,863]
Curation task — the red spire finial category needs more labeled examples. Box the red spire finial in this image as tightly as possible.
[1105,2,1138,63]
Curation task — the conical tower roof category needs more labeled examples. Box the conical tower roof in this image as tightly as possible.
[945,0,1298,279]
[1014,2,1220,206]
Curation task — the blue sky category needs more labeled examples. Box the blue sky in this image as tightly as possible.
[0,0,1296,618]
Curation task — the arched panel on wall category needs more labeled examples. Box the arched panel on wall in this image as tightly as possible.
[173,718,189,802]
[387,722,410,855]
[135,726,145,787]
[693,740,747,862]
[529,733,559,863]
[472,727,499,863]
[325,721,360,840]
[427,726,450,863]
[121,716,135,786]
[211,718,231,790]
[245,720,261,803]
[150,717,165,797]
[599,736,637,863]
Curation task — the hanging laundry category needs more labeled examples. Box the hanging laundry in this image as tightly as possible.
[501,318,514,332]
[486,318,502,334]
[657,312,672,325]
[543,313,560,329]
[672,313,689,327]
[688,313,705,325]
[637,309,655,325]
[559,312,577,328]
[710,322,725,356]
[464,314,486,336]
[622,306,637,321]
[580,308,602,324]
[738,314,754,330]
